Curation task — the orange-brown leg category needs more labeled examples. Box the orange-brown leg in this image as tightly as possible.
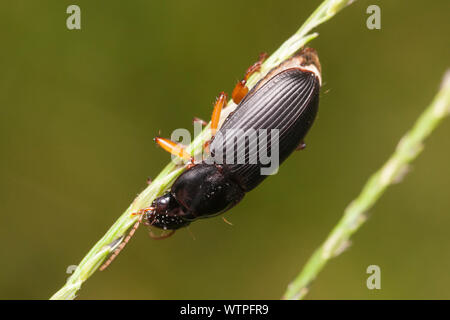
[210,91,228,137]
[192,117,207,126]
[201,91,228,158]
[295,140,306,151]
[155,137,192,162]
[100,207,154,271]
[232,52,268,104]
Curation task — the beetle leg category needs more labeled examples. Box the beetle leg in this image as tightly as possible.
[232,52,268,104]
[296,141,306,151]
[222,216,233,226]
[210,91,228,137]
[100,207,153,271]
[155,137,192,162]
[203,140,211,156]
[132,206,154,217]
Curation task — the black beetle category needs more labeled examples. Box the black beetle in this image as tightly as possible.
[100,48,321,270]
[147,47,321,232]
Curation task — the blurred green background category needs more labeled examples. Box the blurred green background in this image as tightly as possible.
[0,0,449,299]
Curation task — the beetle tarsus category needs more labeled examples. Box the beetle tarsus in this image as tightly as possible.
[222,217,233,226]
[232,52,268,104]
[148,229,175,240]
[193,117,207,126]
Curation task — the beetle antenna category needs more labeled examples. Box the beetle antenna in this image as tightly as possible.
[99,208,150,271]
[148,229,175,239]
